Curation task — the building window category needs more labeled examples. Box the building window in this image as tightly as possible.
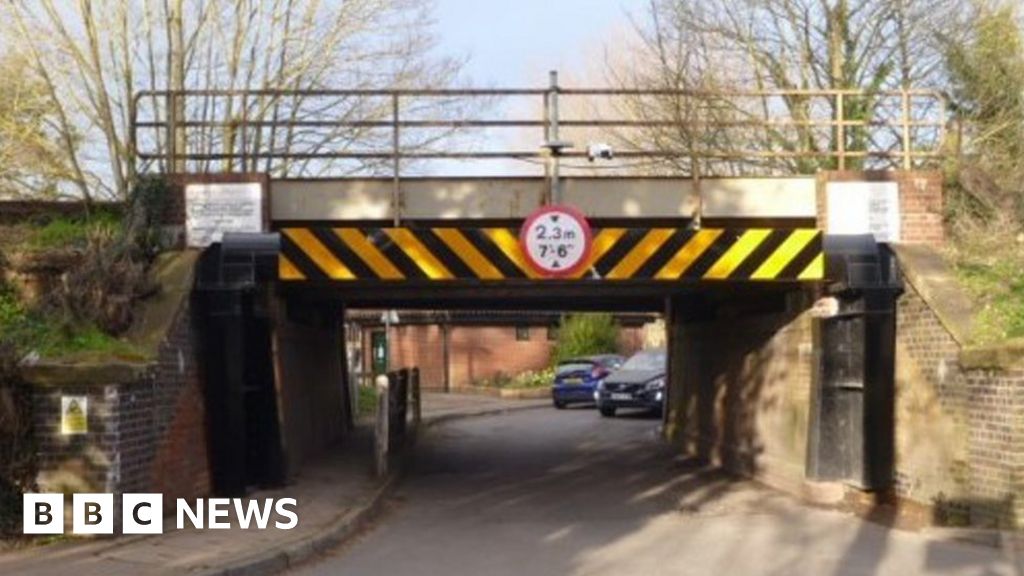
[515,325,530,341]
[547,324,559,341]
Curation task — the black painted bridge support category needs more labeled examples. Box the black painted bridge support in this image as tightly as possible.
[806,235,902,491]
[194,234,285,496]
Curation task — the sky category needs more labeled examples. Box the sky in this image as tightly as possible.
[434,0,633,87]
[429,0,635,175]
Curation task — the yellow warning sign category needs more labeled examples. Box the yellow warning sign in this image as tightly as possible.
[61,396,88,435]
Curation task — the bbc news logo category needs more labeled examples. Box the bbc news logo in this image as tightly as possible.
[24,493,298,534]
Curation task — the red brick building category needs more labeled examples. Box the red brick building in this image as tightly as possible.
[347,311,656,391]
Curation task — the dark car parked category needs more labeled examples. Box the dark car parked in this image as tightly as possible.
[551,354,625,409]
[595,348,666,417]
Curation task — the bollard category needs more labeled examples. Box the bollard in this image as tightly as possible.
[411,367,422,432]
[374,375,389,478]
[390,369,408,450]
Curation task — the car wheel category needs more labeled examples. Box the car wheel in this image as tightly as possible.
[599,406,616,417]
[553,400,567,409]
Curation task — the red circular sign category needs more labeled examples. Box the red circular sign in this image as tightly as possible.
[519,205,593,277]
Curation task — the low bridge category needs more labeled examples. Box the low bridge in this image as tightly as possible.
[40,81,1007,530]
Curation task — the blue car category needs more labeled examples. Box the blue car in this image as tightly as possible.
[551,354,625,409]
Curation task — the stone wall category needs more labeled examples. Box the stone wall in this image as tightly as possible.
[667,292,816,495]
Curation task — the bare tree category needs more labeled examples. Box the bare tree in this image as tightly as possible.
[3,0,468,201]
[604,0,965,176]
[0,52,74,199]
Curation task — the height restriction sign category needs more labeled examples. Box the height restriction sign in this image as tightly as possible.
[519,205,593,277]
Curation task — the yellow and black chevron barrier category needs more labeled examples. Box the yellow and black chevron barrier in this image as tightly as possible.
[278,227,823,283]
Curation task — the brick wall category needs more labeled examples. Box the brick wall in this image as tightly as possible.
[389,324,447,390]
[448,326,553,387]
[147,299,211,506]
[375,323,647,390]
[33,384,118,494]
[892,276,972,520]
[962,367,1024,527]
[32,297,211,511]
[817,170,945,247]
[876,260,1024,527]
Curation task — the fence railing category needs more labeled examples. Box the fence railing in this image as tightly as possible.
[131,80,947,180]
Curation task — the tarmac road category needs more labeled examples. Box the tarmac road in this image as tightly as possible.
[290,407,1017,576]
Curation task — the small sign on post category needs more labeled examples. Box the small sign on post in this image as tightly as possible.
[61,396,88,435]
[519,205,593,277]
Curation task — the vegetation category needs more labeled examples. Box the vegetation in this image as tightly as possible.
[0,282,141,361]
[357,385,379,419]
[0,0,467,202]
[948,235,1024,344]
[27,212,121,250]
[476,367,557,389]
[551,313,620,366]
[942,2,1024,343]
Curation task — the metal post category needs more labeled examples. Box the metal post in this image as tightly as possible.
[411,367,422,432]
[392,94,401,226]
[128,95,138,185]
[374,375,389,477]
[542,84,551,193]
[166,92,176,173]
[836,92,846,171]
[548,70,562,204]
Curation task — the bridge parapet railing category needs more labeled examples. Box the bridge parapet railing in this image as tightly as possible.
[131,84,946,180]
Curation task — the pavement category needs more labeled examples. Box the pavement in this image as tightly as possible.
[0,393,548,576]
[289,407,1024,576]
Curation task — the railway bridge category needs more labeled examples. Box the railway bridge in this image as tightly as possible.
[28,82,1023,529]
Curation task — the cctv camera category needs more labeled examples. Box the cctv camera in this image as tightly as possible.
[587,143,614,162]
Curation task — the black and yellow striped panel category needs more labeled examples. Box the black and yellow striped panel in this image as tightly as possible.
[278,227,824,282]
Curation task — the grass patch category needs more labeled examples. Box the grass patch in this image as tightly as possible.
[949,227,1024,344]
[27,212,121,250]
[0,283,141,360]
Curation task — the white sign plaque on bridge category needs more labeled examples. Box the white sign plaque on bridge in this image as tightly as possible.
[826,181,901,243]
[185,182,265,247]
[519,205,592,277]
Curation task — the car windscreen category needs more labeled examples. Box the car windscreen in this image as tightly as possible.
[620,351,666,371]
[556,362,594,375]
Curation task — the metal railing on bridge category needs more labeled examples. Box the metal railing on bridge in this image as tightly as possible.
[131,77,946,180]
